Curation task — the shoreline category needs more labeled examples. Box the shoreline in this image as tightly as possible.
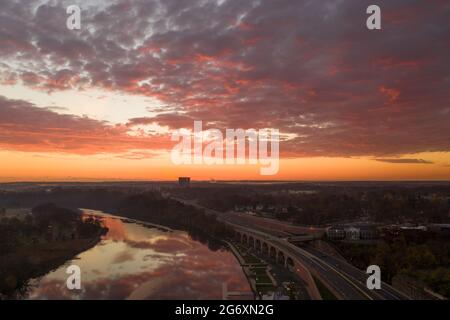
[85,209,258,300]
[81,208,262,300]
[81,208,175,233]
[0,235,102,299]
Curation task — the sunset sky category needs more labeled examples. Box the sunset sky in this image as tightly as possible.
[0,0,449,181]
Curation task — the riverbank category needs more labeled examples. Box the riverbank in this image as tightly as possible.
[0,204,108,299]
[86,205,259,300]
[0,236,102,299]
[23,211,252,300]
[82,209,173,231]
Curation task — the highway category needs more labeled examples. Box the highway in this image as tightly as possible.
[302,246,407,300]
[225,219,375,300]
[170,195,408,300]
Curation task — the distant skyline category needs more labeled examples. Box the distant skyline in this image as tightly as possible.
[1,0,449,181]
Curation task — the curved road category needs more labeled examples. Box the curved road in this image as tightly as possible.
[170,196,408,300]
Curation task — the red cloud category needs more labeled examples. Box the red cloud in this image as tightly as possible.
[0,96,171,155]
[0,0,449,158]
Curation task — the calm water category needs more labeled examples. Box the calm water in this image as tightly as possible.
[26,210,252,300]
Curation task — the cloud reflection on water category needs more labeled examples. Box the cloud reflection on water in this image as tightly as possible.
[27,212,252,300]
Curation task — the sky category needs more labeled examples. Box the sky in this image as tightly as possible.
[0,0,449,181]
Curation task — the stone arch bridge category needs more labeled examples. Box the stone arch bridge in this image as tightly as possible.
[232,225,321,300]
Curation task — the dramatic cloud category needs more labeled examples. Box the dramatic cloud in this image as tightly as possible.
[374,158,434,164]
[0,95,171,154]
[1,0,449,157]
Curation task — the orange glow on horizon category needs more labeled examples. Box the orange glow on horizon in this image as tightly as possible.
[1,150,449,182]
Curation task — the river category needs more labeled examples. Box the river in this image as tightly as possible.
[25,209,253,300]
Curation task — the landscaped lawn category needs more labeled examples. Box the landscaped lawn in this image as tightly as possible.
[243,254,261,264]
[255,274,272,284]
[250,267,267,276]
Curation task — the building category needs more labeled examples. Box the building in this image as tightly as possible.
[178,177,190,187]
[359,225,378,240]
[380,224,431,242]
[345,226,360,241]
[327,224,378,241]
[326,226,346,240]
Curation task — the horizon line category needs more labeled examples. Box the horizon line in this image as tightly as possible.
[1,179,450,184]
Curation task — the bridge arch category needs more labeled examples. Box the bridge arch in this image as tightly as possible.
[269,246,277,261]
[227,227,322,300]
[255,239,261,251]
[262,242,269,255]
[248,236,255,248]
[277,251,286,266]
[286,257,295,271]
[242,234,248,245]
